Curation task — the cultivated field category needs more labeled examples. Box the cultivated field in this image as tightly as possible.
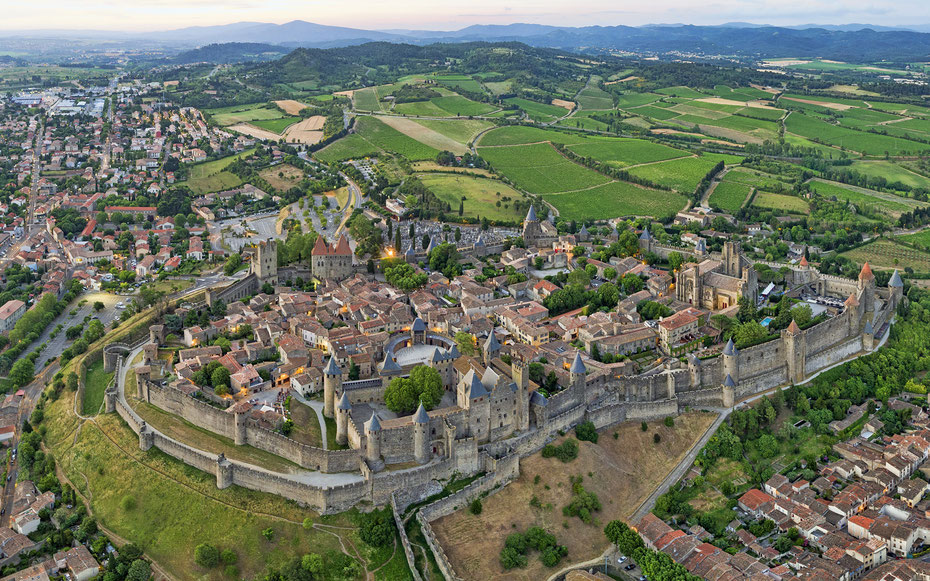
[504,98,569,123]
[375,116,470,154]
[313,134,379,163]
[177,149,255,195]
[274,99,308,115]
[627,153,740,193]
[478,126,588,147]
[709,181,752,212]
[546,181,687,220]
[431,412,718,581]
[850,160,930,191]
[842,239,930,273]
[229,123,285,141]
[208,103,283,126]
[251,116,301,134]
[282,115,325,144]
[808,179,915,215]
[479,143,610,194]
[565,137,690,167]
[417,174,528,222]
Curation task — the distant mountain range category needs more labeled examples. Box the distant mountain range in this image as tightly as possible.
[4,20,930,62]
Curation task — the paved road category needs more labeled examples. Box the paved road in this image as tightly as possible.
[34,292,123,369]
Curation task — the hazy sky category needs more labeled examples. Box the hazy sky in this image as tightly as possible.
[0,0,924,31]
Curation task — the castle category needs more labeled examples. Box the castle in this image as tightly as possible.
[205,239,278,306]
[311,234,353,281]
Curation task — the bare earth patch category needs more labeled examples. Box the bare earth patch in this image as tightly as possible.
[781,97,855,111]
[375,115,468,154]
[605,76,641,85]
[229,123,283,141]
[431,411,718,581]
[551,99,575,110]
[274,99,308,115]
[259,164,305,191]
[334,90,354,98]
[282,116,326,144]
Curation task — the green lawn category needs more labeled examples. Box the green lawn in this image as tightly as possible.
[82,359,114,416]
[417,174,528,222]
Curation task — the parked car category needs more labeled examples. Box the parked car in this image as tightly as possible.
[625,564,636,571]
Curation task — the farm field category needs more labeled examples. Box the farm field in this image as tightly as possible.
[842,239,930,273]
[431,412,718,581]
[352,86,383,111]
[576,81,614,110]
[558,111,611,131]
[627,153,740,193]
[615,93,664,108]
[392,100,455,117]
[565,137,690,167]
[430,74,486,94]
[897,229,930,251]
[375,116,470,154]
[785,112,930,155]
[708,181,752,212]
[354,116,439,161]
[405,118,494,148]
[417,174,527,222]
[313,133,379,163]
[504,98,569,123]
[752,191,810,213]
[477,126,588,147]
[177,148,255,195]
[478,143,610,194]
[273,99,308,115]
[431,95,497,116]
[545,181,687,221]
[282,115,325,144]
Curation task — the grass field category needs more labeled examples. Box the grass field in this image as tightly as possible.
[850,160,930,191]
[842,239,930,273]
[752,191,810,213]
[576,82,614,110]
[479,143,610,194]
[392,100,455,117]
[808,179,914,215]
[375,116,470,154]
[430,74,486,94]
[565,137,690,167]
[897,229,930,251]
[545,181,687,220]
[356,116,440,160]
[177,148,255,195]
[44,383,399,581]
[431,412,718,581]
[616,93,663,108]
[417,174,527,222]
[353,87,383,111]
[82,360,114,416]
[251,116,300,134]
[708,181,752,212]
[504,98,569,123]
[259,164,305,192]
[627,154,739,193]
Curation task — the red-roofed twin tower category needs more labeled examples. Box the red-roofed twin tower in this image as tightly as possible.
[311,234,353,281]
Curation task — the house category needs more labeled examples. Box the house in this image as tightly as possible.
[0,300,27,333]
[136,254,157,278]
[53,546,99,581]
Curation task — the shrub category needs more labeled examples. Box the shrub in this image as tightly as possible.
[664,416,674,427]
[261,528,274,541]
[220,549,237,565]
[224,565,239,578]
[654,433,662,444]
[542,439,579,463]
[470,498,483,515]
[541,544,568,567]
[120,495,136,511]
[194,543,220,568]
[575,421,598,443]
[500,546,528,569]
[358,508,394,547]
[641,421,648,431]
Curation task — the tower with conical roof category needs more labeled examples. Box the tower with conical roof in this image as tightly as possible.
[888,269,904,310]
[722,373,736,408]
[412,403,430,464]
[323,356,341,418]
[335,391,352,446]
[483,328,501,366]
[782,319,806,385]
[569,351,587,391]
[857,262,876,313]
[364,412,383,470]
[722,338,739,384]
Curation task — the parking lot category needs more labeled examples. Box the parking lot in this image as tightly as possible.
[34,291,123,368]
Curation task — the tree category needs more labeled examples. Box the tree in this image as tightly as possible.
[455,331,476,356]
[93,301,105,311]
[575,421,598,443]
[348,360,359,381]
[428,243,461,278]
[211,366,230,389]
[668,251,685,272]
[734,320,769,348]
[384,365,443,414]
[126,560,151,581]
[621,273,644,294]
[223,253,242,276]
[470,498,483,515]
[9,358,34,388]
[358,508,394,547]
[194,543,220,568]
